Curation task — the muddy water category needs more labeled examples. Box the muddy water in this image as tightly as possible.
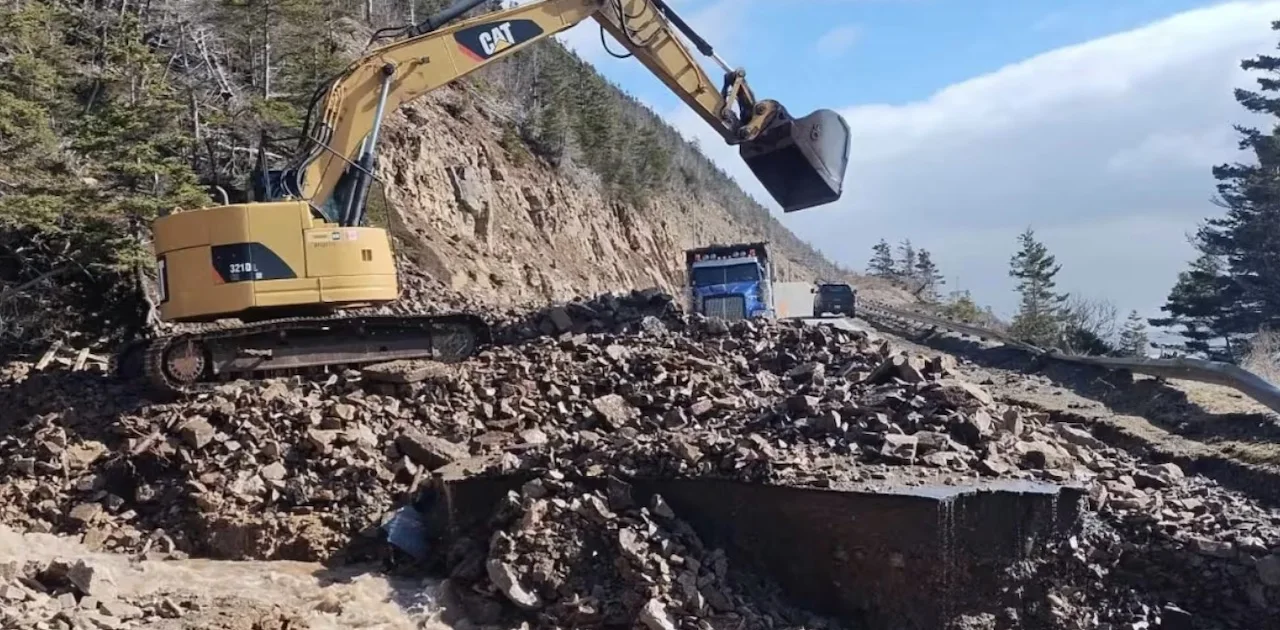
[0,525,454,629]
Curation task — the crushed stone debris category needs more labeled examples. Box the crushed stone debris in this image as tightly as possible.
[2,289,1280,629]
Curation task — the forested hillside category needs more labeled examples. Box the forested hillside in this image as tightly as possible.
[0,0,861,352]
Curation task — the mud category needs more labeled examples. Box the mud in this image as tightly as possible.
[0,524,450,629]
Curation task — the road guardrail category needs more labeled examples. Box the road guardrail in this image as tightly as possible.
[857,299,1280,416]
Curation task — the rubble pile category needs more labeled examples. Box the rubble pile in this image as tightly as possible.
[954,459,1280,629]
[489,288,681,344]
[0,290,685,561]
[375,262,683,345]
[0,366,433,561]
[443,472,828,630]
[0,301,1166,563]
[3,289,1280,628]
[1062,465,1280,627]
[384,315,1116,490]
[0,556,161,629]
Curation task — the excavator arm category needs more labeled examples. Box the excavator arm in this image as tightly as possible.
[291,0,851,226]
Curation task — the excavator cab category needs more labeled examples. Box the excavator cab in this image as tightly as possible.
[740,108,851,213]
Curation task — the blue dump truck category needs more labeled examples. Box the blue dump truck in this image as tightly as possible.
[684,242,775,320]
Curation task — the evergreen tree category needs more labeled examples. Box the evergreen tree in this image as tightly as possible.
[913,249,944,302]
[1008,228,1066,347]
[525,44,573,162]
[1196,28,1280,338]
[0,4,206,346]
[939,289,981,322]
[867,239,894,277]
[1156,21,1280,360]
[1150,252,1237,358]
[1116,310,1150,357]
[0,2,83,233]
[895,239,917,283]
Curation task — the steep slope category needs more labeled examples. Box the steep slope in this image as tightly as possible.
[355,24,900,307]
[0,4,906,356]
[375,87,835,305]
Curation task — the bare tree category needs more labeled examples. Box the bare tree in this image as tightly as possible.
[1059,294,1121,353]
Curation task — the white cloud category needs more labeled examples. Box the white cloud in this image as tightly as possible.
[669,0,1279,323]
[1105,127,1239,176]
[813,24,861,59]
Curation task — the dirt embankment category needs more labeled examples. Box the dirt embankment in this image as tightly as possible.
[863,315,1280,504]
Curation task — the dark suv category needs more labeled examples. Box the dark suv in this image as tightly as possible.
[814,283,857,317]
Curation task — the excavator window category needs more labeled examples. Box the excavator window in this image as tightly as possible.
[363,180,392,229]
[322,164,358,224]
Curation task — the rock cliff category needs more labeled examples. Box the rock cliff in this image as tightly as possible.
[373,84,879,308]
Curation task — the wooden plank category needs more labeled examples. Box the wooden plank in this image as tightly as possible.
[73,347,90,371]
[35,341,63,370]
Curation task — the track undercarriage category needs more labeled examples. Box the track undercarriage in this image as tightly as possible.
[111,313,492,394]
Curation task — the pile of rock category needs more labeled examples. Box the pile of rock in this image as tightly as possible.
[487,287,681,344]
[0,365,434,560]
[0,299,1132,563]
[957,455,1280,629]
[1075,462,1280,627]
[374,315,1120,491]
[442,471,828,630]
[6,289,1280,629]
[375,259,682,344]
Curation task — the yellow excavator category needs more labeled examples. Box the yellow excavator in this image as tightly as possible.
[117,0,851,392]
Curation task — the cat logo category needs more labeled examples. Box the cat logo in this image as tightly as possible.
[478,22,516,56]
[455,19,544,62]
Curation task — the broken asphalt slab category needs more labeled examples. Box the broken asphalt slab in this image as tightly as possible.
[428,465,1084,630]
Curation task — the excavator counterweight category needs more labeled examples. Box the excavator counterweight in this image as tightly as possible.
[741,109,851,212]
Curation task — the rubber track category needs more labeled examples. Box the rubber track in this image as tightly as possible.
[131,312,492,395]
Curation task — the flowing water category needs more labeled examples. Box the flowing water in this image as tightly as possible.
[0,525,454,629]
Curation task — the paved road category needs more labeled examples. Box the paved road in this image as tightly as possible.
[797,316,873,334]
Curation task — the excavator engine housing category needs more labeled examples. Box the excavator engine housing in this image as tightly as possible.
[740,108,851,212]
[153,201,399,322]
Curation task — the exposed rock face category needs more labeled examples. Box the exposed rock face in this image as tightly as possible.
[374,86,904,308]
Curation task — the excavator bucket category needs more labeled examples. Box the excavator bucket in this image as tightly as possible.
[739,109,850,212]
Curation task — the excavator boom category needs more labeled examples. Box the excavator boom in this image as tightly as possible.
[295,0,850,218]
[124,0,850,393]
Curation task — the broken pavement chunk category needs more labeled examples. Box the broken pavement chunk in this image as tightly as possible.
[932,379,995,408]
[397,430,468,469]
[639,598,680,630]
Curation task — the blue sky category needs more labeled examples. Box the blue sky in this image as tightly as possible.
[586,0,1213,112]
[539,0,1280,326]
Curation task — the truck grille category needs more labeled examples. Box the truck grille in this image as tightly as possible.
[703,294,747,321]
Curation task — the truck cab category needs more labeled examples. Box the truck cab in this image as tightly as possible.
[814,282,857,318]
[684,242,774,321]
